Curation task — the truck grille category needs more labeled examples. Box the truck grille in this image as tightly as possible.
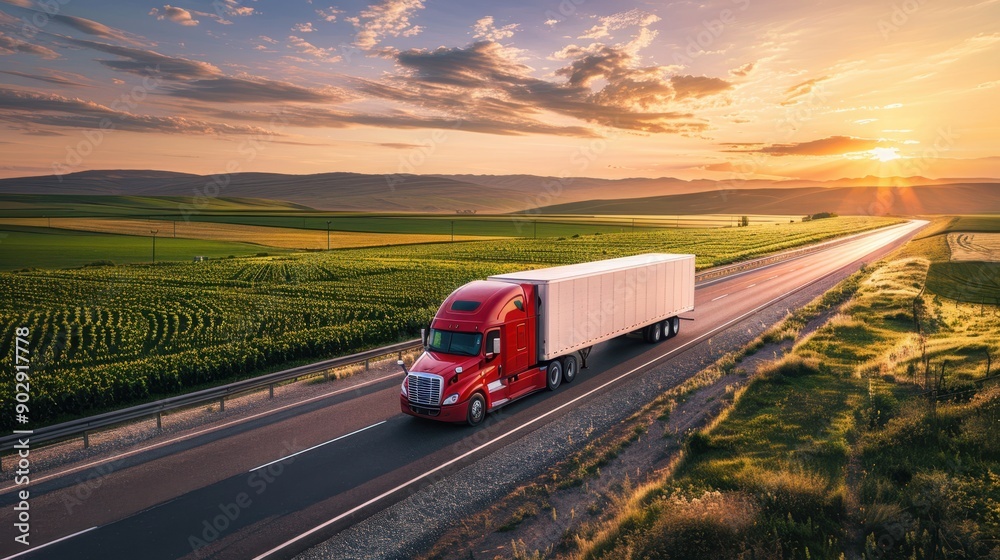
[407,373,443,407]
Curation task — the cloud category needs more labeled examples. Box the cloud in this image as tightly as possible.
[287,35,340,63]
[0,31,59,59]
[165,76,347,103]
[316,7,342,22]
[743,136,891,156]
[292,22,315,33]
[782,76,828,106]
[205,103,601,137]
[0,70,87,86]
[0,87,272,135]
[65,37,222,79]
[472,16,518,42]
[349,0,425,50]
[579,9,660,40]
[37,11,135,43]
[216,0,255,17]
[375,40,719,135]
[149,5,199,26]
[729,62,755,77]
[670,75,733,100]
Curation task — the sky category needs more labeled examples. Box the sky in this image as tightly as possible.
[0,0,997,181]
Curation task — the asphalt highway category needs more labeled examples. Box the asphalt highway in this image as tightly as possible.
[0,220,927,560]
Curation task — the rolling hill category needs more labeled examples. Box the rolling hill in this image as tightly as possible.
[531,184,1000,216]
[0,170,996,214]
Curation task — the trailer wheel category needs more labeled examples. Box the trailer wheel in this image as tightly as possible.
[561,355,578,383]
[645,321,663,344]
[467,393,486,426]
[667,316,680,339]
[546,360,563,391]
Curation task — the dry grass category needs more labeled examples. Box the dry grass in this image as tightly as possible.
[0,217,497,249]
[947,232,1000,262]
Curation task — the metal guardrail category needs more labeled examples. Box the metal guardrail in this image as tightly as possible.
[0,339,421,455]
[0,223,906,457]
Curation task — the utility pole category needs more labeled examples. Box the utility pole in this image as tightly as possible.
[150,230,159,263]
[173,220,176,238]
[326,220,331,250]
[533,220,537,239]
[450,220,455,242]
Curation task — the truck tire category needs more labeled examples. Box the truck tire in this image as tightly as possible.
[667,316,680,339]
[546,360,563,391]
[645,321,663,344]
[467,393,486,426]
[561,355,578,383]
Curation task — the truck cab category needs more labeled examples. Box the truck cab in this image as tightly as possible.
[400,280,540,425]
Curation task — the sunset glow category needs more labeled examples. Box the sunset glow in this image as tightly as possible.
[0,0,996,181]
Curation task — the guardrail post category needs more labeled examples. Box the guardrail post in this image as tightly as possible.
[83,431,89,449]
[219,398,225,412]
[269,384,274,399]
[324,369,330,381]
[156,412,162,431]
[398,351,402,360]
[365,358,370,371]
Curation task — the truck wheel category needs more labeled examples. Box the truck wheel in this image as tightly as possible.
[645,322,663,344]
[546,360,563,391]
[561,355,578,383]
[467,393,486,426]
[667,316,680,339]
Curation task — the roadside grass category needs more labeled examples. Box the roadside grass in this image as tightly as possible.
[574,226,1000,559]
[911,216,1000,304]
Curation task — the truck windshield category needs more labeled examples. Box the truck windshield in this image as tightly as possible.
[428,329,483,356]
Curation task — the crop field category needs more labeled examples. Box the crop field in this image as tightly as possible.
[0,225,293,271]
[0,216,900,428]
[578,229,1000,559]
[0,218,499,251]
[911,216,1000,303]
[947,232,1000,262]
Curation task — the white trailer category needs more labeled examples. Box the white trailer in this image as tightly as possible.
[489,253,695,362]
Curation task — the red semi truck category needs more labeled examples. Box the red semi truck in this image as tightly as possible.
[399,253,696,425]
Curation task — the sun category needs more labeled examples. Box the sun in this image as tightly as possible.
[870,147,901,162]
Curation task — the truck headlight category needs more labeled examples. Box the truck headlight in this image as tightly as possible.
[443,393,458,405]
[401,380,408,397]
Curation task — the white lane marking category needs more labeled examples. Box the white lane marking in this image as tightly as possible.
[767,275,779,281]
[710,294,729,302]
[746,283,757,288]
[250,421,386,472]
[0,372,404,494]
[252,242,905,560]
[0,526,98,560]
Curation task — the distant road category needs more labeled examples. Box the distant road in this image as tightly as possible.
[0,220,927,560]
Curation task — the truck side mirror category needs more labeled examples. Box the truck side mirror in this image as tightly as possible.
[492,337,501,356]
[421,328,427,348]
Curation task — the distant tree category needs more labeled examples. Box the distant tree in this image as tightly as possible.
[809,212,838,220]
[740,216,750,227]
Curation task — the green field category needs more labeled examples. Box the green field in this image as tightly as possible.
[0,225,292,270]
[578,218,1000,559]
[0,216,900,429]
[910,215,1000,303]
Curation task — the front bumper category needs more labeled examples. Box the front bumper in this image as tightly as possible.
[399,394,469,423]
